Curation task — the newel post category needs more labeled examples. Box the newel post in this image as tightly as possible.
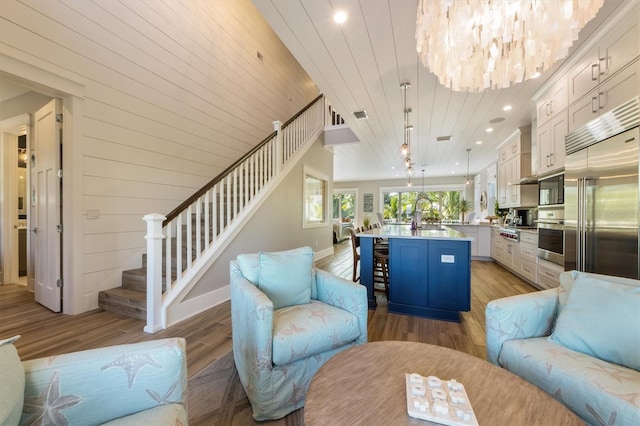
[143,213,166,333]
[273,120,283,174]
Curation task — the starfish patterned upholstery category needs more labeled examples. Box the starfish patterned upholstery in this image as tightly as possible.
[230,249,368,421]
[1,337,188,426]
[486,271,640,425]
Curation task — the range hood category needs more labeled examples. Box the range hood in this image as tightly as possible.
[512,175,539,185]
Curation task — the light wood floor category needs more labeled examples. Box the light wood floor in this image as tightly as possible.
[0,241,537,377]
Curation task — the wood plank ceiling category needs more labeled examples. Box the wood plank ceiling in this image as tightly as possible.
[253,0,625,182]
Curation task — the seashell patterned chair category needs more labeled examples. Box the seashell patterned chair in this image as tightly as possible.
[230,246,368,420]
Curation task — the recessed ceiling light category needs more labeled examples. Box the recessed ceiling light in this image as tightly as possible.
[476,140,482,145]
[531,72,541,79]
[503,105,512,111]
[486,127,494,133]
[391,166,395,170]
[334,10,347,24]
[451,171,455,174]
[455,162,460,165]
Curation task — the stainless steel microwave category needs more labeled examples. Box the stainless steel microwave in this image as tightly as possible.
[538,172,564,206]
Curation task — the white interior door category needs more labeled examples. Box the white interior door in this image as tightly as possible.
[33,99,62,312]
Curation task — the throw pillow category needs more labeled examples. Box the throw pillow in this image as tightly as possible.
[258,250,314,310]
[558,270,640,316]
[549,274,640,371]
[237,246,314,284]
[0,335,25,426]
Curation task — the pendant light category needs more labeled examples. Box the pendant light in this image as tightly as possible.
[400,82,411,166]
[465,148,471,185]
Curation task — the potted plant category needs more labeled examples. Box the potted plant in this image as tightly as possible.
[494,200,508,225]
[458,199,471,223]
[363,214,371,229]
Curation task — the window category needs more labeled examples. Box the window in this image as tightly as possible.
[303,166,328,228]
[333,191,356,223]
[381,187,463,223]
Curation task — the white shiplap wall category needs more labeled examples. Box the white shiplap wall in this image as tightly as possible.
[0,0,317,311]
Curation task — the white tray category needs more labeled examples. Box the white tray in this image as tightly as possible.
[405,373,478,426]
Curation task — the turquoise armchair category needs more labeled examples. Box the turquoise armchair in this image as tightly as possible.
[0,336,187,426]
[230,248,368,420]
[486,271,640,425]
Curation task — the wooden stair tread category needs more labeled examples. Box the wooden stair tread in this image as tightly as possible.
[100,287,146,301]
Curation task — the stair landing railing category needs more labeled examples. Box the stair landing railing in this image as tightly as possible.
[143,94,326,332]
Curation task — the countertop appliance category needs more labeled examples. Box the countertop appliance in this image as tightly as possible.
[564,97,639,279]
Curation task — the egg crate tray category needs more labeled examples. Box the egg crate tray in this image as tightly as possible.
[405,373,478,426]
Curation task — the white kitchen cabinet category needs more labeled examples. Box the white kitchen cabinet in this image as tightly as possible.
[492,229,542,286]
[537,110,568,175]
[536,77,568,127]
[496,127,537,208]
[450,225,491,259]
[498,138,521,163]
[491,228,505,264]
[491,228,517,270]
[498,161,508,206]
[516,232,538,284]
[568,13,639,104]
[537,259,564,290]
[476,226,492,258]
[568,59,639,132]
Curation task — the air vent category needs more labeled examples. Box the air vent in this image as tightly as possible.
[566,97,639,154]
[489,117,505,124]
[436,135,452,142]
[352,110,368,120]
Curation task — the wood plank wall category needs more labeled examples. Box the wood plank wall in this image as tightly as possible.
[0,0,317,311]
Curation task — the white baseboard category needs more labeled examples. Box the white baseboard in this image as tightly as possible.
[164,284,230,329]
[315,246,334,261]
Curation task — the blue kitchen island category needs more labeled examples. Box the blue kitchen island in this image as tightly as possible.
[357,224,472,322]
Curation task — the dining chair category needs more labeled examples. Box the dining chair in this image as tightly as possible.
[349,228,360,282]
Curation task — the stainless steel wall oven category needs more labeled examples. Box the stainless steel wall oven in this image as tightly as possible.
[537,207,564,266]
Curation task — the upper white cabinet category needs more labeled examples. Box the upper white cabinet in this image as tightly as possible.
[498,136,521,163]
[535,2,639,166]
[568,59,639,133]
[568,12,639,104]
[536,77,568,127]
[536,75,569,174]
[538,110,568,175]
[497,127,537,208]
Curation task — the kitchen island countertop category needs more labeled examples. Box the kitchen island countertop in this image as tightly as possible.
[357,224,473,241]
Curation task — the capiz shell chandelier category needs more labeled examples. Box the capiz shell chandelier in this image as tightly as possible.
[416,0,604,92]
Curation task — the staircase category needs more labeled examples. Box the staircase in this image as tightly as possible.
[98,95,330,325]
[99,192,241,319]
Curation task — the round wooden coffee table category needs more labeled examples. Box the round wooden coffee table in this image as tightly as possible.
[304,341,583,425]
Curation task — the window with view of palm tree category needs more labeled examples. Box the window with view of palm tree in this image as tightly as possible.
[333,192,355,222]
[382,190,463,223]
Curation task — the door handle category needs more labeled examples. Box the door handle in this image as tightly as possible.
[32,227,38,233]
[599,52,608,74]
[598,91,606,110]
[591,63,599,81]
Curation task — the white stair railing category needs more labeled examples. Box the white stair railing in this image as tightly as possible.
[143,94,325,332]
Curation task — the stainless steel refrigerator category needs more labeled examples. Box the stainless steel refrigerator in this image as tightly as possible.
[565,98,640,279]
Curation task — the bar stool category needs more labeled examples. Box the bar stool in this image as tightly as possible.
[372,239,389,300]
